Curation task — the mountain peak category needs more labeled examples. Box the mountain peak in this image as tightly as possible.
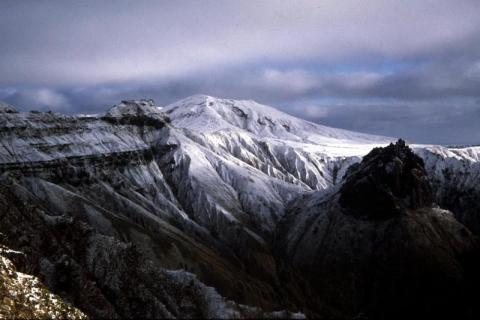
[164,95,392,147]
[339,139,434,219]
[172,94,221,106]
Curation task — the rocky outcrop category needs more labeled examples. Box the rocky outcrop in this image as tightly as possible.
[340,139,434,219]
[103,99,171,129]
[277,140,480,319]
[0,244,86,319]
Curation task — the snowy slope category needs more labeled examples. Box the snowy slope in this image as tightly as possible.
[154,95,395,236]
[164,94,480,234]
[1,96,476,234]
[0,101,306,317]
[164,94,391,145]
[164,95,393,191]
[413,145,480,233]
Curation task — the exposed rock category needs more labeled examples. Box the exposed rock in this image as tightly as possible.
[103,99,170,128]
[277,140,480,319]
[0,244,86,319]
[340,139,434,219]
[106,99,158,116]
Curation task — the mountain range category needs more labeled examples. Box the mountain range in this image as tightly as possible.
[1,95,479,319]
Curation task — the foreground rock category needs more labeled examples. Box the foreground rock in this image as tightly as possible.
[0,244,86,319]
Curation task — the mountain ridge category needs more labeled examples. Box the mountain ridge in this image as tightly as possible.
[0,95,479,318]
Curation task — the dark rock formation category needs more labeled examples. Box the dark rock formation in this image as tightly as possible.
[102,99,171,128]
[339,139,434,219]
[277,140,480,319]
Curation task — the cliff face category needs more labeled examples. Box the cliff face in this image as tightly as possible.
[415,146,480,235]
[0,100,305,318]
[0,185,302,319]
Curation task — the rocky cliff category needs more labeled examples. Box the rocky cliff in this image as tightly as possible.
[277,140,480,319]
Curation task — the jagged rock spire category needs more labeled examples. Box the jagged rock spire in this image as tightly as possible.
[339,139,434,219]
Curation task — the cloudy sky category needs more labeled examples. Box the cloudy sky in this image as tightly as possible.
[1,0,480,144]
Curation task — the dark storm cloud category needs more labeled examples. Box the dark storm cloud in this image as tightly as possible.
[1,0,480,144]
[289,100,480,146]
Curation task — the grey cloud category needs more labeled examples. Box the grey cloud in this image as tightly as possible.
[2,88,71,112]
[230,56,480,103]
[1,0,480,86]
[1,1,480,144]
[289,100,480,145]
[1,73,479,145]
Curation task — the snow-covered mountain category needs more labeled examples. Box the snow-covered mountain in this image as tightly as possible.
[415,145,480,234]
[165,95,387,142]
[0,95,479,318]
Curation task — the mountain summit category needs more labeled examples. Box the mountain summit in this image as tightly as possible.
[164,94,391,145]
[340,139,434,219]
